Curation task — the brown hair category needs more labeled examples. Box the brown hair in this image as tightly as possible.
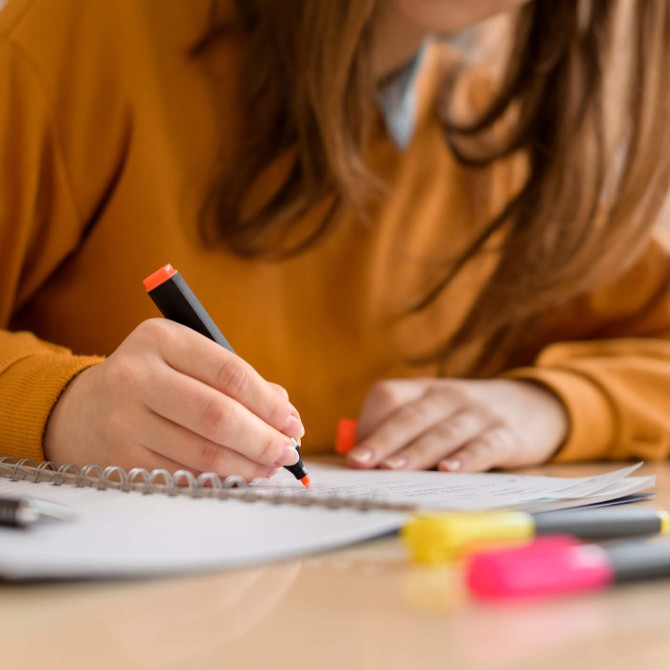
[194,0,378,254]
[196,0,670,370]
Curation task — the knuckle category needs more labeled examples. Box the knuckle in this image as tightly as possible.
[398,401,430,428]
[258,434,282,466]
[435,384,468,406]
[134,318,173,344]
[474,433,498,453]
[215,358,250,398]
[104,356,143,393]
[436,417,468,444]
[446,409,487,438]
[271,383,290,400]
[265,395,287,425]
[367,380,404,410]
[199,399,234,437]
[198,443,226,474]
[472,428,508,457]
[488,427,512,449]
[402,439,431,462]
[473,403,496,425]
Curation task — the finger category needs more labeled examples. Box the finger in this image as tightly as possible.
[100,437,203,480]
[145,320,304,438]
[133,408,275,481]
[347,387,468,469]
[357,380,428,440]
[379,408,493,471]
[131,448,202,479]
[438,425,516,473]
[137,364,301,470]
[103,403,270,481]
[269,383,290,401]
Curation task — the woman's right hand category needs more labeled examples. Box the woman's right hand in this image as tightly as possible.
[43,319,305,480]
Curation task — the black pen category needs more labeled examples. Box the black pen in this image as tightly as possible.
[0,497,74,528]
[143,264,310,487]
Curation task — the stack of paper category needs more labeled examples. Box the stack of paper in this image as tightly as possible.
[261,463,654,513]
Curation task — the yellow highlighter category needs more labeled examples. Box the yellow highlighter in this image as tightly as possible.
[402,507,670,564]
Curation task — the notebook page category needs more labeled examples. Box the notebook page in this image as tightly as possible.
[0,478,403,580]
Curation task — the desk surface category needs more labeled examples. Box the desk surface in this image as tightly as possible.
[2,462,670,670]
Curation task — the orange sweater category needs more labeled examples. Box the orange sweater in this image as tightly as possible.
[2,0,670,465]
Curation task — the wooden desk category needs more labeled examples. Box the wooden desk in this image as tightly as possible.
[2,462,669,670]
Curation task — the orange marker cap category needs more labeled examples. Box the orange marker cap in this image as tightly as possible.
[335,418,358,455]
[143,264,178,292]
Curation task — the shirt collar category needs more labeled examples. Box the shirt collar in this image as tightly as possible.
[376,42,428,150]
[377,34,471,150]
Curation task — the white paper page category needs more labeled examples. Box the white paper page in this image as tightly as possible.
[0,478,403,580]
[514,476,657,513]
[257,463,652,511]
[0,463,654,580]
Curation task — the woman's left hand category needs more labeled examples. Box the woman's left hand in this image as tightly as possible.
[345,378,569,473]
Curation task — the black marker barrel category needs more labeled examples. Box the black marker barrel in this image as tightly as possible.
[143,265,234,352]
[533,508,668,540]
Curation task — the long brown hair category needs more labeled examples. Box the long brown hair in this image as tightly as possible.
[196,0,670,370]
[194,0,378,254]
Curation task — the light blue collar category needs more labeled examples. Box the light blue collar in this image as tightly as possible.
[377,34,471,150]
[376,42,428,150]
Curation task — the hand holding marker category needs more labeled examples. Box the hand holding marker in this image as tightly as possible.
[144,264,310,487]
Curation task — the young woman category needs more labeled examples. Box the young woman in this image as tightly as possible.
[1,0,669,480]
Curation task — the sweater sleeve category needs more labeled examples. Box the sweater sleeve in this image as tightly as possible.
[503,233,670,463]
[0,40,103,463]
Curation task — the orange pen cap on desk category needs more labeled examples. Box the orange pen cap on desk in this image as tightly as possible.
[336,418,358,455]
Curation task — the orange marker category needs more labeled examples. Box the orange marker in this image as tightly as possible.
[286,439,311,489]
[336,418,358,454]
[144,264,310,488]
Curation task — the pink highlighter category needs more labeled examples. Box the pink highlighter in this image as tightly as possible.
[465,535,670,600]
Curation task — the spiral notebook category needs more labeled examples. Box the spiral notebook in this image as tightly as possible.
[0,458,654,580]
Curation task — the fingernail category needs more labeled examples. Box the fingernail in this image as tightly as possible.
[442,459,461,472]
[275,443,299,467]
[382,457,407,470]
[282,414,305,439]
[348,448,373,465]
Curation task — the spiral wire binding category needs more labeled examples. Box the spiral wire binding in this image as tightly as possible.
[0,457,415,512]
